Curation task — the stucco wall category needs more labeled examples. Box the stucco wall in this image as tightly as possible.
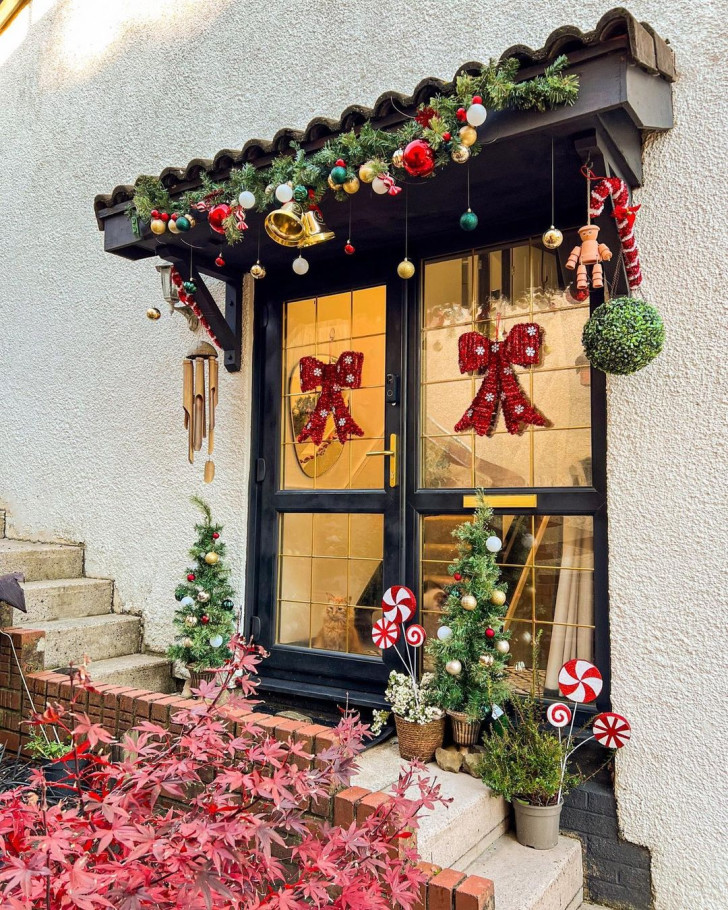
[0,2,726,908]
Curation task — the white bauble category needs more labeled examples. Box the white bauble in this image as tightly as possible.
[180,596,195,608]
[292,255,309,275]
[495,639,510,654]
[466,102,487,126]
[437,626,453,641]
[209,634,224,648]
[486,535,502,553]
[372,177,389,195]
[275,183,293,203]
[238,190,256,209]
[445,659,462,676]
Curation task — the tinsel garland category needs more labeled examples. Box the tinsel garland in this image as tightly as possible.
[131,56,579,245]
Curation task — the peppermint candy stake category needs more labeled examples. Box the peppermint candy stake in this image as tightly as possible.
[593,712,631,749]
[382,585,417,625]
[372,617,399,649]
[405,624,426,647]
[558,659,603,704]
[546,703,572,729]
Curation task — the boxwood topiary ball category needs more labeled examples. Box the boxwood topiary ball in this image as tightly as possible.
[582,296,664,375]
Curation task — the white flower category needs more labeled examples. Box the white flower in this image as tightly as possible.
[313,367,322,377]
[526,346,535,357]
[502,367,511,375]
[333,384,341,392]
[319,409,328,417]
[346,373,355,383]
[515,405,524,414]
[485,393,495,402]
[338,418,346,426]
[344,355,353,364]
[475,345,485,355]
[527,325,537,335]
[491,342,500,352]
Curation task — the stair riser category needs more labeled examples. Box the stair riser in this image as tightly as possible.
[0,547,83,582]
[92,661,176,694]
[419,795,509,869]
[531,860,582,910]
[17,581,113,623]
[42,618,142,667]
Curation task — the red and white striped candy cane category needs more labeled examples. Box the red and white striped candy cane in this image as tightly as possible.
[589,177,642,290]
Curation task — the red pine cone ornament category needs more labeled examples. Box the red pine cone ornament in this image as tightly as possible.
[296,351,365,446]
[589,177,642,289]
[454,325,548,436]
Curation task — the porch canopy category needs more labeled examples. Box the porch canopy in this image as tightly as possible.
[94,8,674,371]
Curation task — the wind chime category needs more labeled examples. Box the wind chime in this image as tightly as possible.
[183,342,218,483]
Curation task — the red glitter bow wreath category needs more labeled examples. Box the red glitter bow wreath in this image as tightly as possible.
[297,351,365,446]
[454,324,548,436]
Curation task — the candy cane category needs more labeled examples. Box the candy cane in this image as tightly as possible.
[589,177,642,289]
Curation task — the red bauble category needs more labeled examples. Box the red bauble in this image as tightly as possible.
[442,131,451,142]
[212,532,220,539]
[200,615,210,624]
[485,627,495,638]
[402,139,436,178]
[344,242,355,255]
[151,209,159,218]
[453,572,462,581]
[472,95,482,105]
[187,573,195,582]
[161,213,170,222]
[215,255,225,267]
[208,204,232,234]
[456,108,467,122]
[335,158,345,167]
[171,213,178,221]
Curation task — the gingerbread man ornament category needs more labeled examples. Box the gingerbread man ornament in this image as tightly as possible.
[566,225,612,290]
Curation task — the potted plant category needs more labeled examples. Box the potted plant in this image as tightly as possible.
[373,670,445,762]
[26,728,89,801]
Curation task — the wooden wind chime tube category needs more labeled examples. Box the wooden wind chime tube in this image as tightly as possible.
[183,342,218,482]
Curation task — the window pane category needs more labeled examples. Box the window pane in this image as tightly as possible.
[277,513,383,656]
[423,256,472,328]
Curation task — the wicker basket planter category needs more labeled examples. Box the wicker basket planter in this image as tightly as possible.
[394,713,445,762]
[187,666,219,691]
[447,710,482,746]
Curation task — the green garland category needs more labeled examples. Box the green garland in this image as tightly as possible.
[131,56,578,245]
[582,296,664,374]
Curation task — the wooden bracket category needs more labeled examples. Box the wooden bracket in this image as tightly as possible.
[157,245,242,372]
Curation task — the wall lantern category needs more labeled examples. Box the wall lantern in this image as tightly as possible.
[155,262,199,331]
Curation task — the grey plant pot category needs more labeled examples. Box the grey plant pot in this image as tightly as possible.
[513,798,563,850]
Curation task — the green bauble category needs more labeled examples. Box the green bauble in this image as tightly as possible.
[330,166,347,185]
[293,184,308,203]
[176,215,191,232]
[582,296,664,375]
[183,280,197,295]
[460,209,478,231]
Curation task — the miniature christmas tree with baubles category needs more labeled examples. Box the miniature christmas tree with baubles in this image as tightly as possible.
[428,496,512,734]
[168,497,237,675]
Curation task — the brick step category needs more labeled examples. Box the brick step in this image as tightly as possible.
[0,539,83,582]
[16,578,113,623]
[463,832,583,910]
[87,653,175,693]
[351,738,509,869]
[32,614,142,667]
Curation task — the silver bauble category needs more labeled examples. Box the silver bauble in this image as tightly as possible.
[495,639,510,655]
[445,659,463,676]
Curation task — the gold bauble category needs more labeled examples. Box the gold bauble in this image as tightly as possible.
[150,218,166,235]
[397,258,415,279]
[490,590,507,607]
[359,162,377,184]
[392,149,405,169]
[146,307,161,321]
[187,215,197,229]
[328,175,343,190]
[479,654,494,667]
[542,226,564,250]
[343,176,360,194]
[250,261,266,279]
[167,218,180,234]
[461,594,478,611]
[445,659,462,676]
[495,639,510,655]
[184,615,197,627]
[182,637,193,648]
[197,590,211,603]
[451,145,470,164]
[204,552,220,565]
[459,125,478,147]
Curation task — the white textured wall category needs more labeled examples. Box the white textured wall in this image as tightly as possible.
[0,2,726,907]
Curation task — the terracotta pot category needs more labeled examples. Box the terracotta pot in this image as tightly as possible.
[447,710,482,746]
[513,798,563,850]
[394,714,445,762]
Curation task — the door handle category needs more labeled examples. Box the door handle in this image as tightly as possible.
[365,433,398,487]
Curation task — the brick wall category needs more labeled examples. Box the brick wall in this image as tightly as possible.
[0,625,494,910]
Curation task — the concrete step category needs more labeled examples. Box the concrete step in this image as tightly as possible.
[463,832,583,910]
[35,614,141,667]
[88,652,175,693]
[352,738,509,869]
[0,511,5,538]
[0,539,83,582]
[17,578,113,623]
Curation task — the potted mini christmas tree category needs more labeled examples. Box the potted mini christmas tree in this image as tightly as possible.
[428,496,512,745]
[168,497,238,691]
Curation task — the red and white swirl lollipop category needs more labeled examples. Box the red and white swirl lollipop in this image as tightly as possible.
[546,703,572,729]
[372,617,400,650]
[558,659,603,704]
[382,586,417,625]
[404,623,426,647]
[593,712,631,749]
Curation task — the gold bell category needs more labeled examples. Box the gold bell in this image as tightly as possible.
[298,209,335,248]
[264,201,304,247]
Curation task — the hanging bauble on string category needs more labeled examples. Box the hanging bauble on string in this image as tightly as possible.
[397,258,415,279]
[392,149,405,169]
[459,125,477,147]
[215,254,225,267]
[292,255,309,275]
[542,226,564,250]
[275,183,294,204]
[184,614,198,627]
[359,161,377,184]
[495,639,510,654]
[176,215,191,232]
[146,307,161,320]
[446,659,463,676]
[197,590,211,603]
[204,552,219,565]
[451,145,470,164]
[491,589,507,606]
[466,96,487,126]
[343,177,360,194]
[344,241,355,255]
[208,204,232,234]
[402,139,436,178]
[238,190,256,209]
[461,594,478,611]
[460,209,478,231]
[250,261,266,279]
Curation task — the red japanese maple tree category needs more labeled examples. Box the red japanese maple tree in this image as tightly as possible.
[0,637,446,909]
